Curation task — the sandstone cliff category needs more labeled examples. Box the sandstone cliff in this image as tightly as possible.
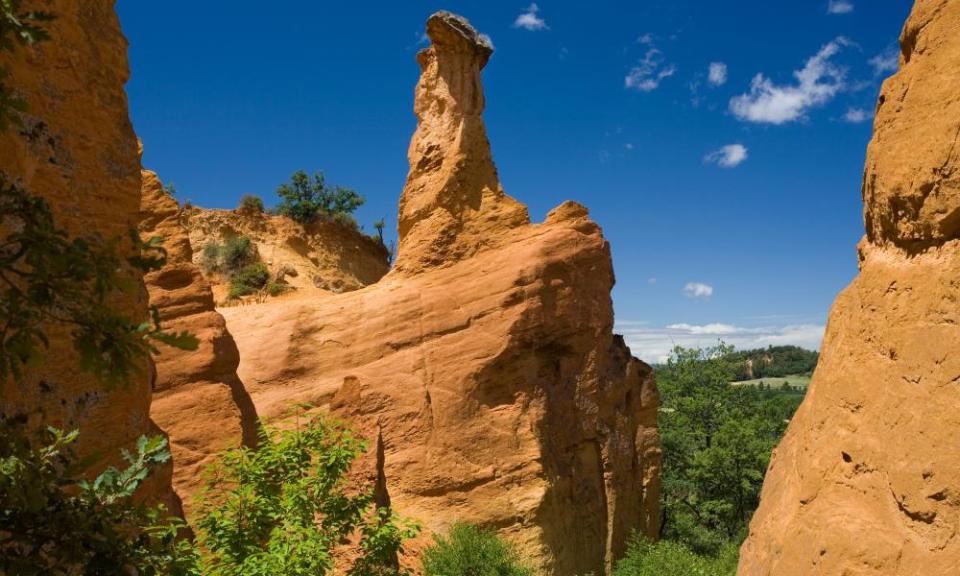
[213,12,660,575]
[182,207,390,300]
[0,0,176,507]
[738,1,960,574]
[139,165,259,518]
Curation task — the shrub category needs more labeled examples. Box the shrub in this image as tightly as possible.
[0,426,196,576]
[421,523,534,576]
[201,242,222,273]
[275,170,364,225]
[192,413,419,576]
[612,536,738,576]
[266,281,287,297]
[228,262,269,299]
[221,235,256,274]
[237,194,264,214]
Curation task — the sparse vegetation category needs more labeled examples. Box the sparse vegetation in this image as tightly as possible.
[421,523,534,576]
[228,261,269,299]
[237,194,264,214]
[163,182,177,197]
[275,170,364,228]
[191,413,419,576]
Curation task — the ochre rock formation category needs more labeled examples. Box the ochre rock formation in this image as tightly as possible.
[182,207,390,299]
[739,1,960,574]
[0,0,177,507]
[139,166,258,518]
[394,11,529,275]
[214,12,660,575]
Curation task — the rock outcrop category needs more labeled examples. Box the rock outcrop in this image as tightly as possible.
[139,165,258,518]
[394,11,529,275]
[213,12,660,575]
[182,208,390,300]
[0,0,177,507]
[739,1,960,574]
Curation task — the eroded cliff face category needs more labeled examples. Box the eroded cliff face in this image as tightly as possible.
[139,166,259,518]
[739,1,960,574]
[181,207,389,300]
[0,0,176,506]
[213,12,660,575]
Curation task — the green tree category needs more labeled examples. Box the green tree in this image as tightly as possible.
[421,523,534,576]
[275,170,364,226]
[656,345,800,555]
[192,413,418,576]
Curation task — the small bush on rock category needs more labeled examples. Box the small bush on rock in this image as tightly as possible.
[275,170,364,227]
[228,262,269,299]
[237,194,264,214]
[421,523,534,576]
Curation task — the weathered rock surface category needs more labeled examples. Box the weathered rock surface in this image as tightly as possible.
[0,0,177,507]
[739,1,960,574]
[139,167,258,518]
[394,11,529,275]
[213,12,660,575]
[182,207,390,300]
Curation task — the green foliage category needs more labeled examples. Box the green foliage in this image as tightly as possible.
[727,345,819,381]
[0,0,54,131]
[192,413,419,576]
[656,345,802,555]
[0,426,196,576]
[612,536,738,576]
[228,262,269,299]
[0,181,198,388]
[238,194,264,214]
[222,235,256,274]
[275,170,364,227]
[163,182,178,197]
[265,280,287,297]
[421,523,534,576]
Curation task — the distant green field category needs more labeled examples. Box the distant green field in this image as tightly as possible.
[732,374,812,390]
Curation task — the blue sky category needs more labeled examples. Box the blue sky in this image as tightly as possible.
[117,0,912,362]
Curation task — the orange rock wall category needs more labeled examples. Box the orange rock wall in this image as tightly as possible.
[739,1,960,574]
[0,0,175,506]
[140,168,259,518]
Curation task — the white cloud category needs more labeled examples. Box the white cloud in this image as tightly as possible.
[869,47,899,76]
[648,277,657,284]
[704,144,748,168]
[708,62,728,86]
[616,321,826,364]
[683,282,714,299]
[637,33,654,45]
[513,3,548,31]
[730,37,850,125]
[625,47,676,92]
[843,107,870,123]
[827,0,854,14]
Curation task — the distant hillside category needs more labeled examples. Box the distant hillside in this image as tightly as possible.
[726,345,819,381]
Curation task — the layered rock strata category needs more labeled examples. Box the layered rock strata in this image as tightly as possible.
[739,1,960,574]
